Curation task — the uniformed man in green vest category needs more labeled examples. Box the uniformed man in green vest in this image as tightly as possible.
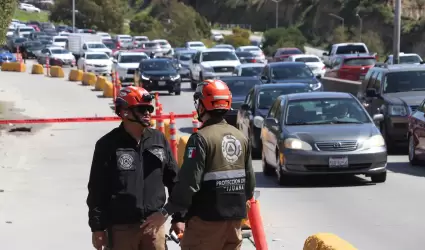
[141,79,256,250]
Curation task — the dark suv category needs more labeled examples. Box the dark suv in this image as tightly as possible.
[358,64,425,151]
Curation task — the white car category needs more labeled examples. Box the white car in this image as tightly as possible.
[77,52,113,75]
[132,36,149,46]
[112,52,149,81]
[232,63,265,77]
[236,46,266,63]
[59,32,70,37]
[152,39,172,54]
[38,47,75,66]
[185,41,206,51]
[384,52,423,65]
[52,36,68,48]
[285,54,326,77]
[82,42,112,57]
[211,33,224,41]
[189,48,241,89]
[15,26,35,38]
[213,44,235,51]
[6,27,14,37]
[19,3,40,12]
[96,32,112,40]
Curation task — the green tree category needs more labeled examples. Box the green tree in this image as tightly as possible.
[129,12,164,38]
[263,27,307,55]
[330,26,349,44]
[0,0,17,45]
[223,34,250,47]
[361,30,385,56]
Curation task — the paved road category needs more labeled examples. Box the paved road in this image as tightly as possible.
[1,60,425,250]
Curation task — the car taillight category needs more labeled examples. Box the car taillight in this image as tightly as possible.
[322,65,326,70]
[251,59,256,63]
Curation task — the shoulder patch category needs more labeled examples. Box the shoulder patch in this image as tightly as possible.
[221,135,242,163]
[187,146,196,158]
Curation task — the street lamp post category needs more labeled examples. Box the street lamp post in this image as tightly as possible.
[271,0,282,28]
[356,13,363,41]
[328,13,344,29]
[393,0,401,64]
[72,0,75,32]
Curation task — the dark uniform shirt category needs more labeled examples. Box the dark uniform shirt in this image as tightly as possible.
[87,123,184,232]
[164,118,255,221]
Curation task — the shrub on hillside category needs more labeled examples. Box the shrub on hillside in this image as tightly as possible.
[129,12,164,38]
[263,27,307,55]
[223,35,250,47]
[0,0,17,45]
[232,27,250,39]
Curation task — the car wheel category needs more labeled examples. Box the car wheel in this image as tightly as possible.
[261,151,274,176]
[175,90,181,95]
[408,135,422,166]
[381,123,396,154]
[370,171,387,183]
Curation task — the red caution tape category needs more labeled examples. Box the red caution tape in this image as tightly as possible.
[0,113,195,125]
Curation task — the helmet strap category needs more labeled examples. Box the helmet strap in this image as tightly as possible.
[127,108,151,127]
[196,101,206,122]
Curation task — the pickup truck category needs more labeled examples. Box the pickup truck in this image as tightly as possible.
[322,42,372,67]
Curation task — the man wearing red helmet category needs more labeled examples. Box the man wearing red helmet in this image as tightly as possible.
[142,79,256,250]
[86,86,185,250]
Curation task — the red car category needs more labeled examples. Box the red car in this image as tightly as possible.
[273,47,303,62]
[325,55,376,81]
[28,24,40,32]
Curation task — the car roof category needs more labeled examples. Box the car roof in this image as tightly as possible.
[85,41,103,44]
[286,91,353,101]
[214,44,233,47]
[256,83,310,90]
[237,63,265,68]
[187,41,204,44]
[219,76,262,81]
[119,52,147,56]
[268,62,306,67]
[290,54,319,59]
[176,49,197,54]
[334,42,366,46]
[336,54,375,59]
[48,46,66,50]
[238,46,260,49]
[202,48,233,52]
[85,51,108,55]
[373,64,425,72]
[143,58,173,62]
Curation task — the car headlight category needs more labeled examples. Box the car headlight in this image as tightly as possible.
[284,138,312,150]
[362,135,385,149]
[203,66,214,72]
[309,81,322,91]
[170,75,180,81]
[141,74,150,80]
[388,104,407,116]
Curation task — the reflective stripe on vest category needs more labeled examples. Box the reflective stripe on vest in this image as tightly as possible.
[203,169,245,181]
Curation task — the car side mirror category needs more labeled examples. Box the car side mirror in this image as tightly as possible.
[322,52,328,56]
[373,114,384,122]
[112,59,117,63]
[253,116,264,128]
[316,74,321,79]
[265,117,278,126]
[240,103,250,110]
[261,75,268,81]
[366,88,378,97]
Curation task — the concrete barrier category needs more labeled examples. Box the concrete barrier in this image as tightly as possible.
[321,77,361,96]
[31,64,44,74]
[82,72,97,86]
[177,136,190,167]
[103,81,114,97]
[303,233,357,250]
[1,62,26,72]
[163,119,171,141]
[95,76,106,91]
[69,69,83,81]
[50,66,65,78]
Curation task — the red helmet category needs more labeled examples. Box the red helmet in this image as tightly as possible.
[115,86,154,116]
[194,79,232,111]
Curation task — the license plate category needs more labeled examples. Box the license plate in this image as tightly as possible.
[158,81,166,86]
[359,75,365,80]
[329,157,348,168]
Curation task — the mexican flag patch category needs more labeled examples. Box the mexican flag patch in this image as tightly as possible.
[187,147,196,158]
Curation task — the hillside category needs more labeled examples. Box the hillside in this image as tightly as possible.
[180,0,425,55]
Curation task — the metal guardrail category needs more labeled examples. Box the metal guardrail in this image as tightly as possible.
[321,77,361,96]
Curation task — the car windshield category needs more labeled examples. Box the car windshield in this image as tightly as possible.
[383,70,425,93]
[280,49,302,55]
[179,53,195,61]
[158,41,169,46]
[245,47,260,52]
[295,57,320,63]
[51,49,70,54]
[400,55,422,64]
[38,36,51,40]
[145,42,159,48]
[343,58,376,66]
[119,55,147,63]
[86,54,108,59]
[236,52,254,57]
[190,43,204,47]
[241,66,264,76]
[88,43,106,49]
[20,28,34,32]
[271,65,314,80]
[336,45,367,54]
[215,45,233,49]
[24,42,43,48]
[202,51,238,61]
[223,79,261,96]
[40,40,52,45]
[285,98,370,125]
[103,42,116,49]
[54,38,67,42]
[258,86,312,109]
[14,38,27,43]
[141,60,175,71]
[135,37,148,41]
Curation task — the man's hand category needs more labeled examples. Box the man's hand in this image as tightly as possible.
[171,222,185,236]
[140,211,168,234]
[92,231,106,250]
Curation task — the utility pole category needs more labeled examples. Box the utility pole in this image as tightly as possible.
[271,0,282,28]
[328,13,344,30]
[72,0,75,32]
[356,13,363,41]
[393,0,401,64]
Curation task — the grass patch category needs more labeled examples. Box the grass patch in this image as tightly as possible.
[13,9,49,22]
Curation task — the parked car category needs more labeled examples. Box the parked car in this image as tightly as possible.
[217,76,263,127]
[325,54,376,81]
[260,62,323,91]
[237,83,314,156]
[285,54,326,78]
[258,91,387,185]
[232,63,265,77]
[19,3,40,12]
[235,51,257,63]
[358,64,425,152]
[137,58,181,95]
